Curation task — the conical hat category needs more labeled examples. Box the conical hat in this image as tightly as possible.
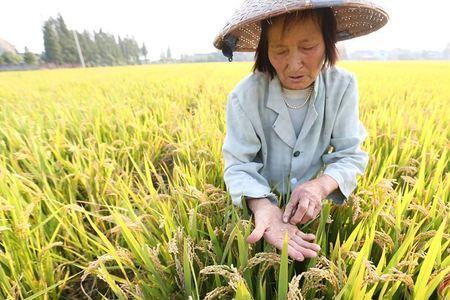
[213,0,389,61]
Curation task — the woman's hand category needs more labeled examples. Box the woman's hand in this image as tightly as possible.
[245,198,321,261]
[282,179,327,225]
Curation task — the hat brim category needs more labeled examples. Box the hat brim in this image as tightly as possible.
[213,1,389,52]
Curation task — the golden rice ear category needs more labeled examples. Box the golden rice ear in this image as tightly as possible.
[439,273,450,298]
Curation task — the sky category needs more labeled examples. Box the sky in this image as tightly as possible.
[0,0,449,61]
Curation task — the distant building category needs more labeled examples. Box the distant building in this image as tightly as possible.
[346,48,449,61]
[350,50,378,60]
[0,38,17,54]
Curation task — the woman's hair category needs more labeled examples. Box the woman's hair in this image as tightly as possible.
[252,8,339,80]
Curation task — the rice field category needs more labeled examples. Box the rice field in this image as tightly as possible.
[0,61,448,299]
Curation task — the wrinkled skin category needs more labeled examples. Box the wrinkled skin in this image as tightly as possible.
[267,14,326,90]
[282,179,325,225]
[246,199,321,261]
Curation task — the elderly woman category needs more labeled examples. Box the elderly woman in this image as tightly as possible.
[214,0,388,261]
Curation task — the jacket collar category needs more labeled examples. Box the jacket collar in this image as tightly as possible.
[266,72,321,148]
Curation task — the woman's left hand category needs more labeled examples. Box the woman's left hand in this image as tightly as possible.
[282,179,326,225]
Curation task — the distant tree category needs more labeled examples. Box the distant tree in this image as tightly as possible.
[112,35,125,64]
[160,49,166,61]
[129,37,141,64]
[23,47,37,65]
[93,29,126,65]
[118,36,127,63]
[77,31,98,66]
[141,43,148,63]
[119,36,140,64]
[41,14,148,67]
[1,51,22,64]
[43,19,62,64]
[166,46,171,59]
[94,29,115,65]
[0,55,4,65]
[55,14,78,64]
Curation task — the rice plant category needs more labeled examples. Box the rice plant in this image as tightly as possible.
[0,61,448,299]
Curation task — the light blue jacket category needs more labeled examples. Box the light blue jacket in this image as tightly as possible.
[222,66,369,208]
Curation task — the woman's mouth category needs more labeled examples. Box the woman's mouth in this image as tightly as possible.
[289,75,305,82]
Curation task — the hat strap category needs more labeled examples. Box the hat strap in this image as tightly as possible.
[222,34,239,62]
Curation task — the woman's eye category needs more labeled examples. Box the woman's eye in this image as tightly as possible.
[302,46,316,51]
[277,51,288,55]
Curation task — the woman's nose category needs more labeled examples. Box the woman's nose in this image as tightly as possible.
[287,51,304,72]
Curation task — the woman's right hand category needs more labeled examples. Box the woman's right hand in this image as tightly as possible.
[245,198,321,261]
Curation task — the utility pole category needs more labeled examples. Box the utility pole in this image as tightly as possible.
[73,30,85,68]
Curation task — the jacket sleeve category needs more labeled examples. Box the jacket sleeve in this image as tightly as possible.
[222,92,278,208]
[321,74,369,205]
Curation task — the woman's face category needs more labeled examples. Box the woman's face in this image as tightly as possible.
[267,15,326,90]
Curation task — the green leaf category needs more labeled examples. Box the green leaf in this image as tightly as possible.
[277,232,289,300]
[235,280,253,300]
[414,218,447,300]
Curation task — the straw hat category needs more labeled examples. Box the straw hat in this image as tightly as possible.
[213,0,389,61]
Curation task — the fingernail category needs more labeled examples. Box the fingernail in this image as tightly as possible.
[283,216,288,223]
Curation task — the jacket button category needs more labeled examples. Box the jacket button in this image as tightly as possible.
[293,151,300,157]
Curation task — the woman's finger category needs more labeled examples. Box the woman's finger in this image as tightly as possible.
[288,239,319,259]
[287,243,305,261]
[296,230,315,241]
[283,195,299,223]
[291,234,321,253]
[289,198,310,225]
[312,204,321,220]
[300,201,316,224]
[306,201,316,219]
[246,220,267,244]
